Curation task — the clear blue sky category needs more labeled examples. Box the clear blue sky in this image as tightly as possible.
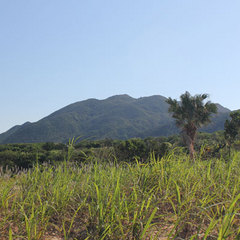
[1,0,240,133]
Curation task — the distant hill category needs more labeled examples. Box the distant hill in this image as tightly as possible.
[0,94,231,144]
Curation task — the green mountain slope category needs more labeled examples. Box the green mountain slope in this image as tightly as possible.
[0,94,231,143]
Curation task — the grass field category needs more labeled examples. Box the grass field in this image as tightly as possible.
[0,149,239,239]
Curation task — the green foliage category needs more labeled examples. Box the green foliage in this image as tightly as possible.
[167,92,217,129]
[224,110,240,144]
[224,110,240,157]
[0,132,234,169]
[0,143,66,169]
[114,138,148,161]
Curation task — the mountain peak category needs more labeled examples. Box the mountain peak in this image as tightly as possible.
[105,94,135,102]
[215,104,231,113]
[0,94,231,143]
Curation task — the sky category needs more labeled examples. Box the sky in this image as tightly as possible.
[1,0,240,133]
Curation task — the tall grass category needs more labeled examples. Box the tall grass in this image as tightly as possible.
[0,150,239,239]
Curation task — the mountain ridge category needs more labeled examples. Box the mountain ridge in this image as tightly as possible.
[0,94,231,144]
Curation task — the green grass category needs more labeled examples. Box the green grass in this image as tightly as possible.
[0,150,239,239]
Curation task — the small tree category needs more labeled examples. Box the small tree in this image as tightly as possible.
[224,110,240,156]
[166,92,217,159]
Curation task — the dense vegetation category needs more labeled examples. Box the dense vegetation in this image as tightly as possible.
[0,145,239,239]
[0,95,230,144]
[0,131,230,170]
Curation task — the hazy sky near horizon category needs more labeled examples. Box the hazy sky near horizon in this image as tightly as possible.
[1,0,240,133]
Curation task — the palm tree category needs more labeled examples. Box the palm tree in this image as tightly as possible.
[166,92,217,158]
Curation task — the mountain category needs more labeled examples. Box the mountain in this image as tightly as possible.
[0,94,231,144]
[0,122,31,143]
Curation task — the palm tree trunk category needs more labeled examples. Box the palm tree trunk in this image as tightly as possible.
[188,141,195,159]
[183,128,196,160]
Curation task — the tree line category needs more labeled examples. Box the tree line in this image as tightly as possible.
[0,91,240,169]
